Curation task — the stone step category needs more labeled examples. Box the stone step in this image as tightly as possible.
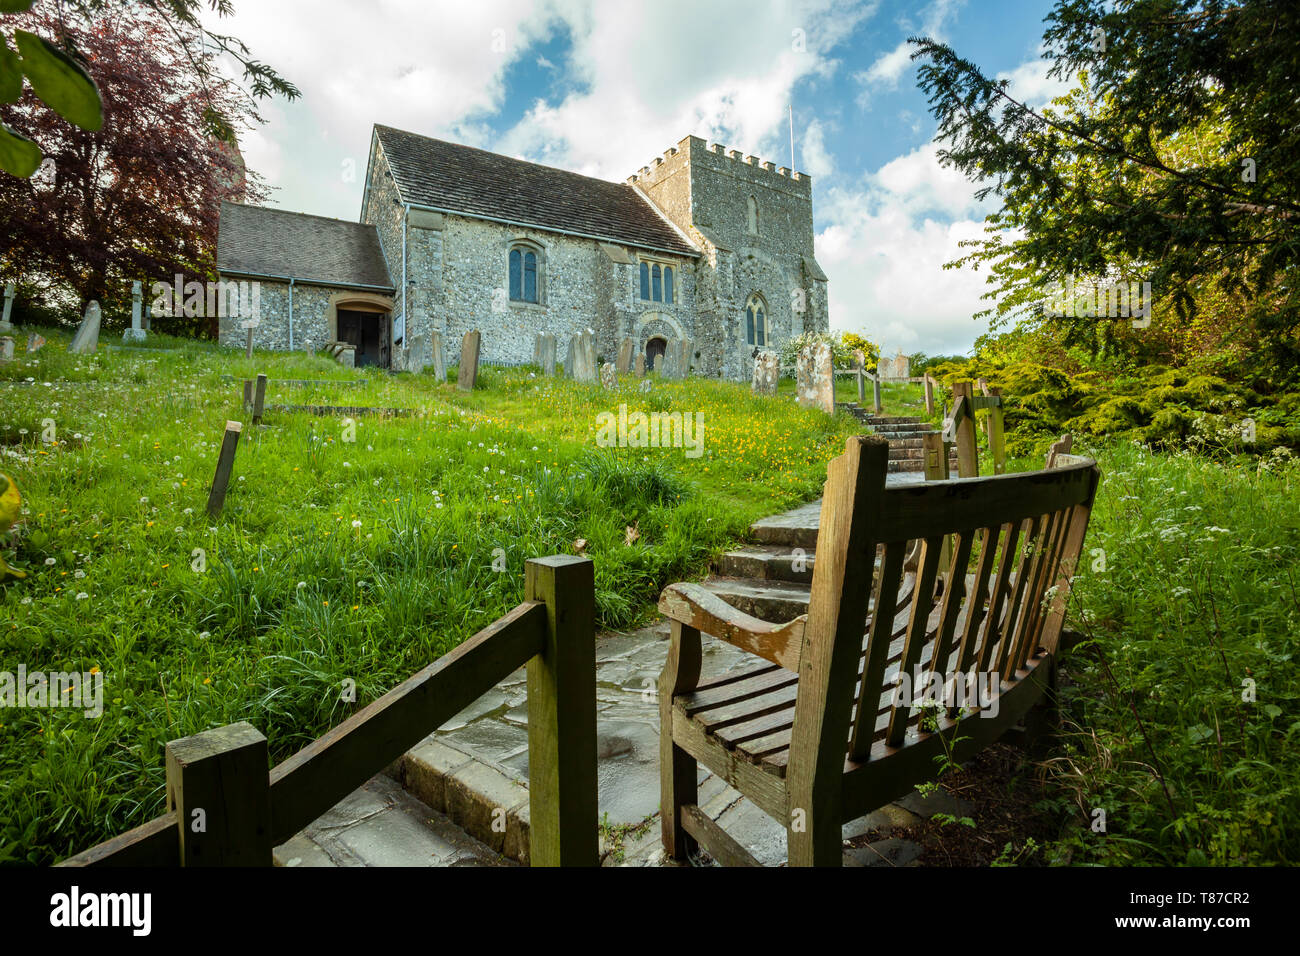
[865,416,924,425]
[273,772,513,867]
[715,544,815,584]
[698,577,812,623]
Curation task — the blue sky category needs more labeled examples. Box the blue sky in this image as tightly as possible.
[210,0,1068,356]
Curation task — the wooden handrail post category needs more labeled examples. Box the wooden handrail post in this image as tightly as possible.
[952,381,979,478]
[856,365,865,405]
[922,432,954,572]
[165,722,271,866]
[872,374,882,415]
[923,373,935,416]
[988,387,1006,474]
[524,555,598,866]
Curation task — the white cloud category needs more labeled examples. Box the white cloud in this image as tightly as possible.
[853,0,963,108]
[996,58,1073,109]
[800,119,834,178]
[818,142,993,355]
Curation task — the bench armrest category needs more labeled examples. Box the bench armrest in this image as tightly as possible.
[658,583,804,672]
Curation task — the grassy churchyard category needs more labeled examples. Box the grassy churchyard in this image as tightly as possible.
[1,328,1297,866]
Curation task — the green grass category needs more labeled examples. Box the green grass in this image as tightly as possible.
[3,329,1296,866]
[0,328,860,864]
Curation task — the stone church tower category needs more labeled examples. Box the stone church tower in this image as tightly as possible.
[630,136,829,379]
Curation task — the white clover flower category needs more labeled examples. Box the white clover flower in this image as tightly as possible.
[351,519,362,529]
[44,557,56,566]
[75,592,88,600]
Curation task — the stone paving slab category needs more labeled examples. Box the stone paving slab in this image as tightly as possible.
[274,774,512,867]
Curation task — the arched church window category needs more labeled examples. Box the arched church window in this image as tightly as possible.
[652,264,662,302]
[744,293,767,347]
[509,245,540,303]
[640,262,650,300]
[664,266,674,303]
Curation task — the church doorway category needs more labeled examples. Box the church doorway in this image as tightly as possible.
[336,308,390,367]
[645,336,667,371]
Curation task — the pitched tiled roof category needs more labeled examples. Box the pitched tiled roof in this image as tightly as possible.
[216,202,394,290]
[374,125,698,257]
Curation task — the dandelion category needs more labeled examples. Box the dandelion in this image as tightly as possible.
[44,557,56,566]
[75,592,88,600]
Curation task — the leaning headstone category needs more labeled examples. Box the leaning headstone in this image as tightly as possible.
[600,362,617,389]
[405,332,430,374]
[660,342,679,379]
[634,353,645,378]
[616,337,634,373]
[0,282,13,333]
[457,329,481,391]
[568,331,596,383]
[122,280,146,342]
[68,301,102,354]
[752,349,779,396]
[430,330,446,382]
[679,337,693,377]
[797,341,834,414]
[26,333,45,353]
[539,332,556,376]
[0,336,13,363]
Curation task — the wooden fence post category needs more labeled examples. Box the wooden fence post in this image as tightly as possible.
[165,722,271,866]
[872,375,883,415]
[987,387,1006,474]
[245,326,255,360]
[252,373,267,426]
[921,431,953,572]
[206,420,242,518]
[856,365,865,405]
[524,555,598,866]
[923,374,935,416]
[953,381,979,478]
[242,379,253,410]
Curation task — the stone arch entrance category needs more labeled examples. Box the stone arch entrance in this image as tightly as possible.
[327,292,393,368]
[645,336,667,371]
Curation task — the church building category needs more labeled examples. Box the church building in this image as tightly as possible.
[215,125,829,379]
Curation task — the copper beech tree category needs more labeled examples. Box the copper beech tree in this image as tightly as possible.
[0,6,271,334]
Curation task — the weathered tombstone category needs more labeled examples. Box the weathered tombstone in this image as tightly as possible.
[751,349,778,396]
[616,337,634,373]
[539,332,556,376]
[26,333,45,353]
[457,329,481,391]
[0,336,13,363]
[876,354,891,380]
[600,362,617,389]
[797,341,834,414]
[68,301,102,354]
[430,330,446,382]
[405,332,430,374]
[660,341,679,379]
[564,335,576,377]
[679,337,693,377]
[797,345,813,399]
[533,332,544,367]
[568,331,596,383]
[336,344,356,368]
[0,282,13,333]
[634,353,645,378]
[892,351,910,379]
[122,280,146,342]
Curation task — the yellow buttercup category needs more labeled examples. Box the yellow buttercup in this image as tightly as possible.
[0,473,26,580]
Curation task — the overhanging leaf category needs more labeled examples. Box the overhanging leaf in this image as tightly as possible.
[0,36,21,103]
[15,29,103,132]
[0,121,41,177]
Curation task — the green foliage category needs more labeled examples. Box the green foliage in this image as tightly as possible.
[1043,439,1300,865]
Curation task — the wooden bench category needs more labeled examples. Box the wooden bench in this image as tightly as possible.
[656,434,1101,866]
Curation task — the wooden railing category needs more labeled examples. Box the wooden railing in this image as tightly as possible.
[58,554,598,867]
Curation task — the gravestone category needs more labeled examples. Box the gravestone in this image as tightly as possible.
[564,335,575,377]
[405,333,430,374]
[891,351,910,379]
[638,379,653,393]
[568,330,597,383]
[634,353,645,378]
[68,301,102,354]
[457,330,481,391]
[430,331,447,382]
[660,341,679,379]
[797,341,834,414]
[0,336,12,363]
[876,355,891,380]
[122,280,146,343]
[600,362,617,389]
[0,281,13,333]
[26,333,45,353]
[616,337,634,373]
[751,349,779,396]
[538,332,556,376]
[680,337,693,376]
[533,333,544,366]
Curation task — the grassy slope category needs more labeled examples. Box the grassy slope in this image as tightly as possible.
[0,330,858,863]
[2,330,1296,865]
